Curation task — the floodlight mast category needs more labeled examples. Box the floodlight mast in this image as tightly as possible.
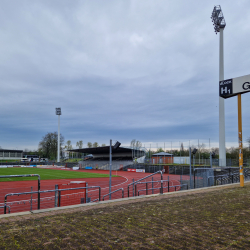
[211,5,226,167]
[56,108,61,162]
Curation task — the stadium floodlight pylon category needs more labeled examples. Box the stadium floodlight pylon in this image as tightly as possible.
[56,107,61,162]
[211,5,226,34]
[211,5,226,167]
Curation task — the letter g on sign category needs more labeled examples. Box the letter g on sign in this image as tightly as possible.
[242,82,250,90]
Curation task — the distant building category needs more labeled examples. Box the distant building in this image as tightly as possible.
[0,149,23,161]
[173,156,190,164]
[151,152,173,164]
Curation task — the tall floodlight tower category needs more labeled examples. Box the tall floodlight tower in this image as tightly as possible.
[211,6,226,166]
[56,108,61,162]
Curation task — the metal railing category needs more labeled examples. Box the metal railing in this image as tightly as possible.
[137,183,188,196]
[103,188,124,201]
[0,174,41,210]
[0,205,10,214]
[3,185,101,214]
[135,179,188,196]
[128,170,163,197]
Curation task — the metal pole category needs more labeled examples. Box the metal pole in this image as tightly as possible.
[30,186,33,211]
[57,115,60,162]
[219,28,226,167]
[168,176,170,192]
[189,147,192,189]
[198,139,200,165]
[55,184,58,207]
[194,169,196,189]
[109,139,112,200]
[210,152,212,168]
[238,94,244,187]
[132,178,134,197]
[86,183,88,203]
[152,177,154,194]
[160,172,163,194]
[38,176,40,210]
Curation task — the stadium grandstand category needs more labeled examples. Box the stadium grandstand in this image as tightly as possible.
[69,146,146,170]
[0,149,23,161]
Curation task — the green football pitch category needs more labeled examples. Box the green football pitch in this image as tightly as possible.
[0,168,112,182]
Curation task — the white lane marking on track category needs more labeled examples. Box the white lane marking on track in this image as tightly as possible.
[88,174,129,193]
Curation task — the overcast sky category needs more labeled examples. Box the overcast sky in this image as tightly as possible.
[0,0,250,151]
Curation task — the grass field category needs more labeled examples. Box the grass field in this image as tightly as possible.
[0,168,113,181]
[1,183,250,249]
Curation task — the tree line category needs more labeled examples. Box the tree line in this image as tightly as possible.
[146,145,250,160]
[30,133,250,160]
[35,132,108,160]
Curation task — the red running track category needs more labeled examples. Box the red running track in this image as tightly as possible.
[0,169,188,214]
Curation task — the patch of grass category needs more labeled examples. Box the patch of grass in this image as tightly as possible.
[2,184,250,249]
[0,168,114,181]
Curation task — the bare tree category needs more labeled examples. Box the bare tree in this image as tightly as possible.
[130,139,136,148]
[39,132,64,160]
[76,141,83,149]
[65,140,72,150]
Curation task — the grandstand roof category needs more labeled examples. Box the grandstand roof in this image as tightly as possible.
[152,152,173,156]
[0,149,23,153]
[69,146,142,155]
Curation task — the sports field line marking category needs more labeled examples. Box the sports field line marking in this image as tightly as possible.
[88,174,129,193]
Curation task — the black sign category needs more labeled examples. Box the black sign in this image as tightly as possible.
[219,79,233,98]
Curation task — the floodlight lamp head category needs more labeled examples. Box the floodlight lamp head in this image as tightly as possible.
[113,141,121,150]
[56,107,61,115]
[192,148,197,154]
[211,5,226,34]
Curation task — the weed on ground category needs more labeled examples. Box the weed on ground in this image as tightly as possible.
[1,184,250,249]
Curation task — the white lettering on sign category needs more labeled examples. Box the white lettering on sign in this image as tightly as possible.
[220,87,231,94]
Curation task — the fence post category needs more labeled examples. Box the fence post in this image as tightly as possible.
[38,177,41,210]
[194,170,196,189]
[168,176,170,192]
[55,184,58,207]
[160,172,163,194]
[146,183,148,195]
[4,196,7,214]
[30,187,33,211]
[132,178,134,197]
[85,183,88,203]
[58,191,61,207]
[152,177,154,194]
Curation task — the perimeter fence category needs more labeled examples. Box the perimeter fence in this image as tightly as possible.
[0,171,186,215]
[1,167,250,215]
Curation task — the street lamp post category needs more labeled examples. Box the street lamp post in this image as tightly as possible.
[109,140,121,200]
[56,108,61,162]
[211,5,226,167]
